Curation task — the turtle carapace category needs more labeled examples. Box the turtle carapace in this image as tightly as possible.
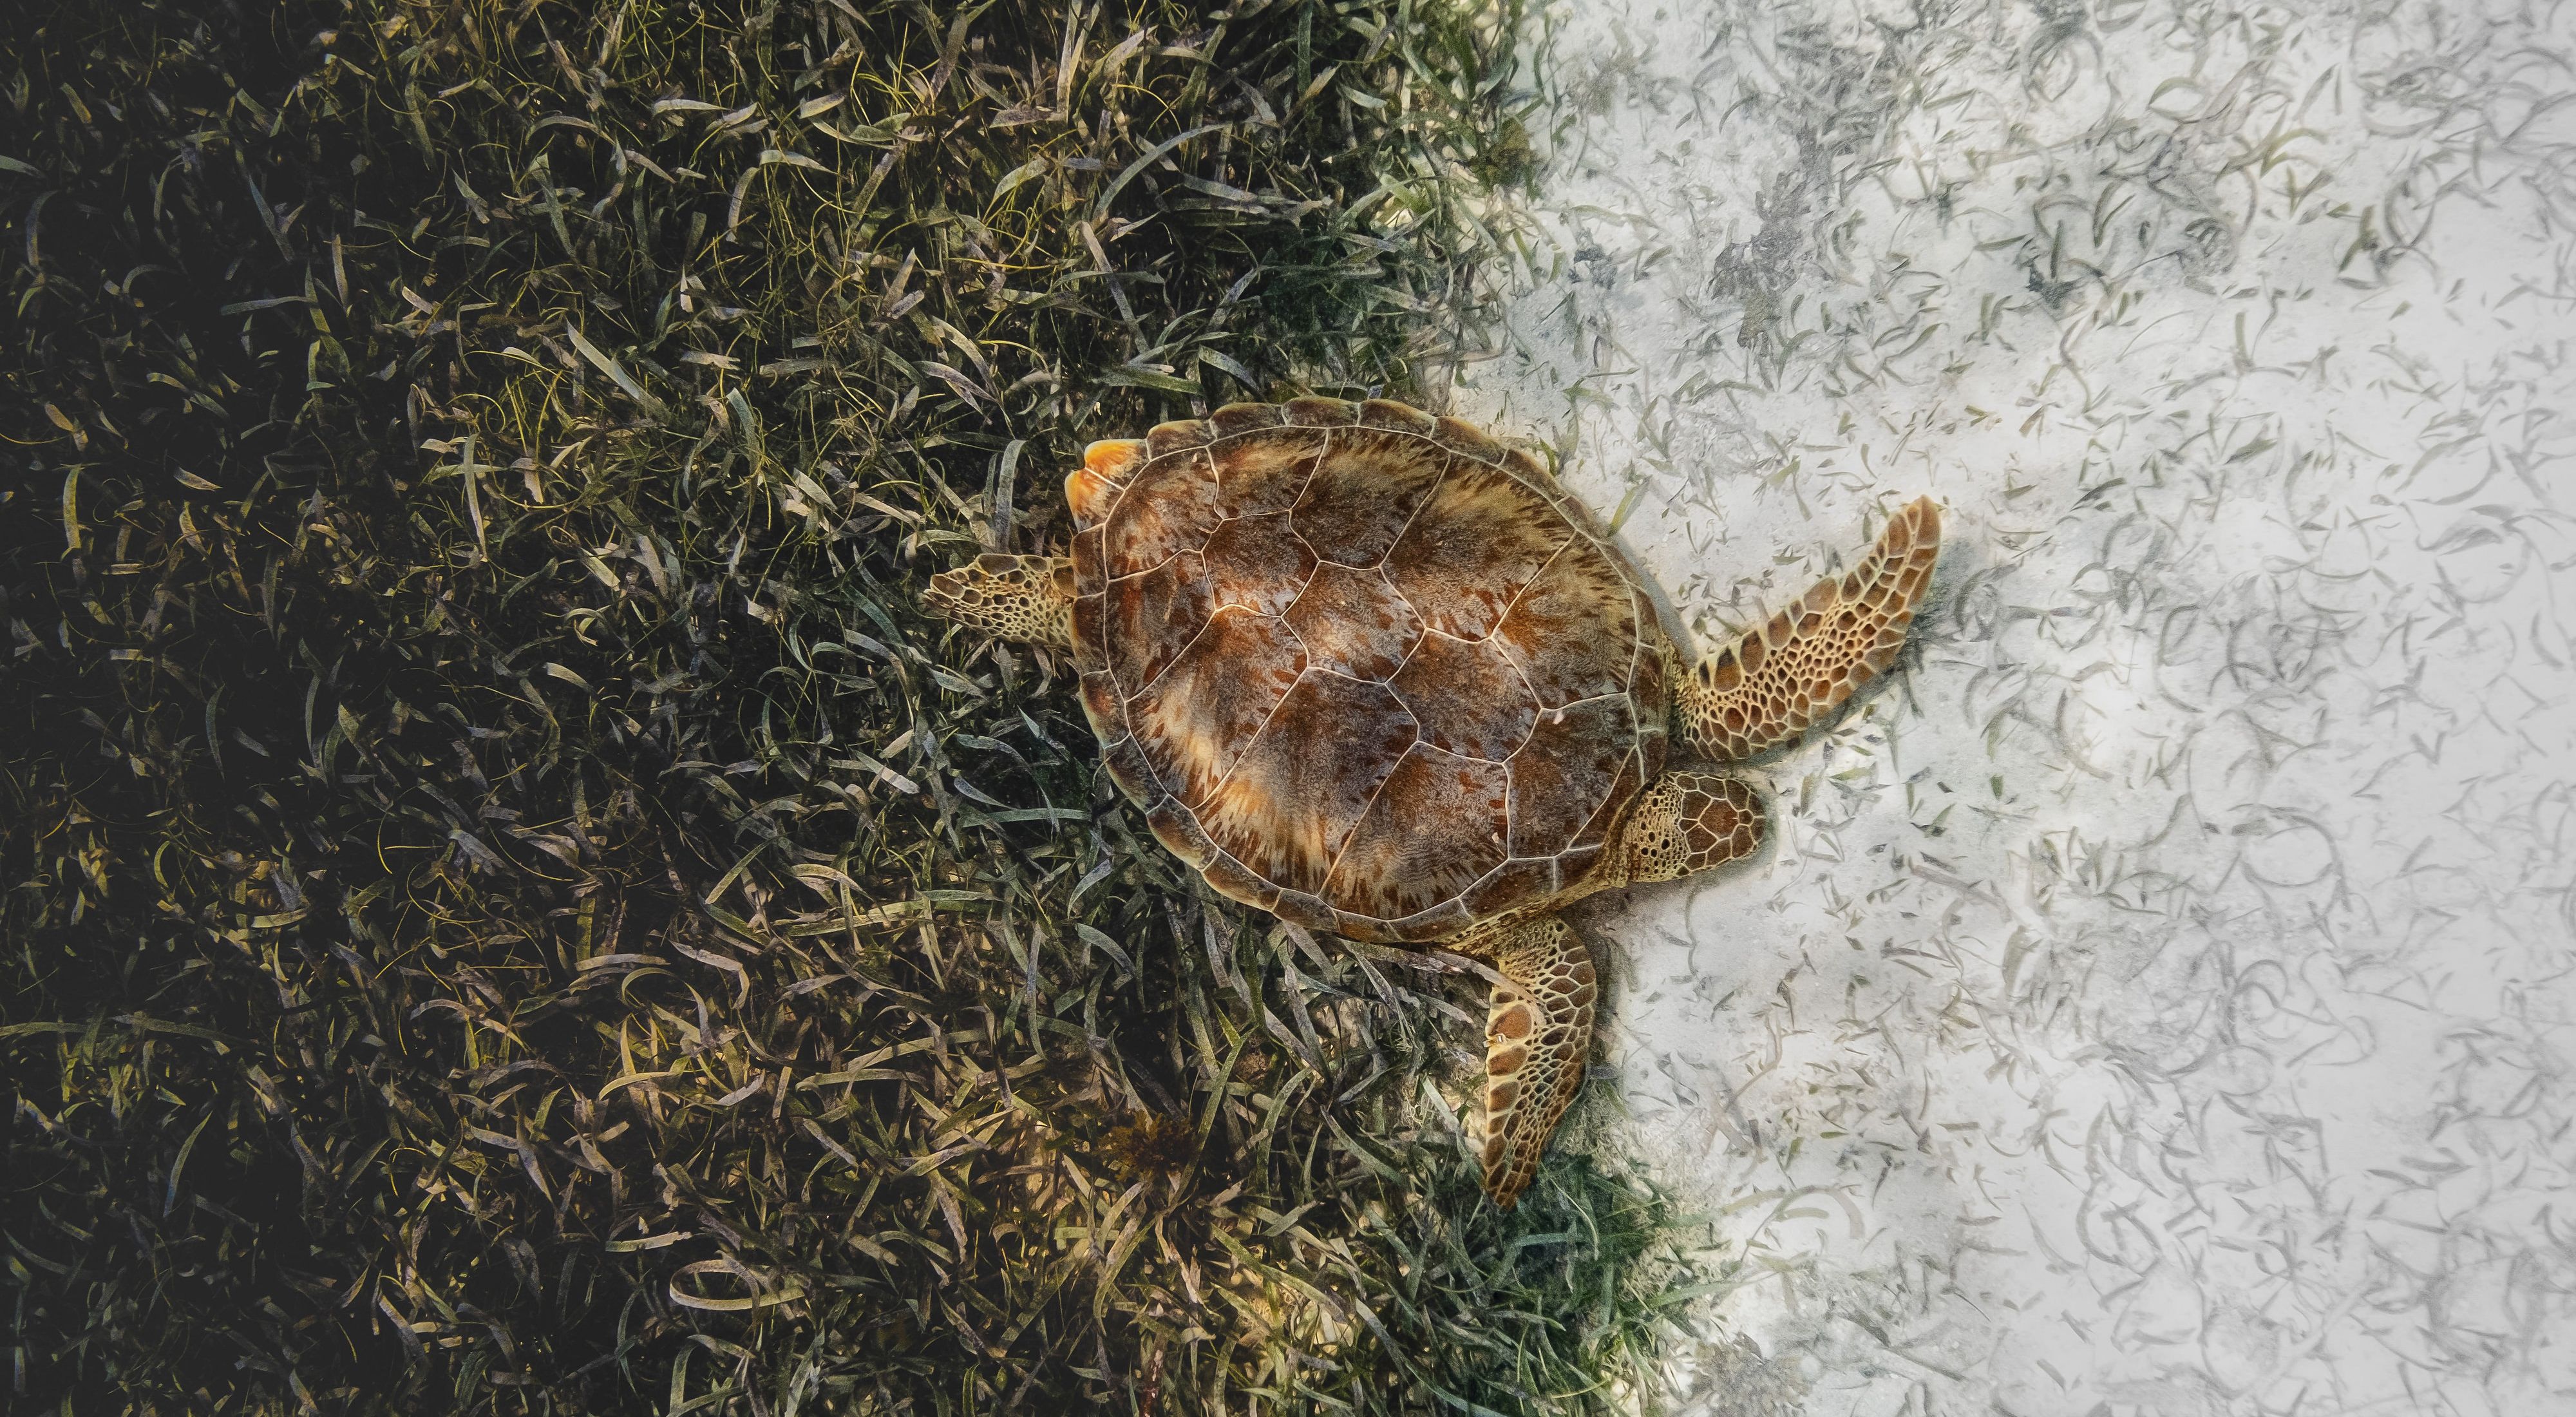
[927,397,1941,1208]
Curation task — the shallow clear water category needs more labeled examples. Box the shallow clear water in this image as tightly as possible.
[1453,0,2576,1407]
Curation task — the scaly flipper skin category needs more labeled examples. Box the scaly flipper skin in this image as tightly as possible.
[1681,497,1941,761]
[1452,775,1765,1208]
[1459,914,1597,1210]
[924,553,1076,649]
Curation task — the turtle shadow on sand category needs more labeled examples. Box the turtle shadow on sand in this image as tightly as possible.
[928,397,1939,1206]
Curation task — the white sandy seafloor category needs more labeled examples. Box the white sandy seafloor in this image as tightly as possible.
[1437,0,2576,1411]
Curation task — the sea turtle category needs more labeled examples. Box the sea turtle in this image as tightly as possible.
[925,398,1940,1206]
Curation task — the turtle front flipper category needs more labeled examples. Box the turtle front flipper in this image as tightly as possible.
[925,553,1076,649]
[1465,913,1598,1210]
[1680,497,1940,761]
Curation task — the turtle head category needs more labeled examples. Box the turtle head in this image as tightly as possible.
[924,553,1077,649]
[1616,771,1766,884]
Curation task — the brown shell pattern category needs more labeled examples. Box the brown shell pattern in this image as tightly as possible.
[1069,399,1670,943]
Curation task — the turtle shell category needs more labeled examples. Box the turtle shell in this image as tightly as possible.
[1066,398,1670,944]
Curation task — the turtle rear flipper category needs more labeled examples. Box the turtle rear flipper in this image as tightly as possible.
[1464,913,1598,1210]
[1680,497,1940,761]
[926,553,1075,649]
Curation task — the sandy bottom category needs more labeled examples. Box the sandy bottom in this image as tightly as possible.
[1443,0,2576,1409]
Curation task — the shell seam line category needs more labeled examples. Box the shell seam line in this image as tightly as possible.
[1128,594,1231,699]
[1283,423,1328,522]
[1191,620,1313,814]
[1365,444,1457,681]
[1486,536,1569,719]
[1368,437,1455,573]
[1315,673,1428,905]
[1383,623,1488,717]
